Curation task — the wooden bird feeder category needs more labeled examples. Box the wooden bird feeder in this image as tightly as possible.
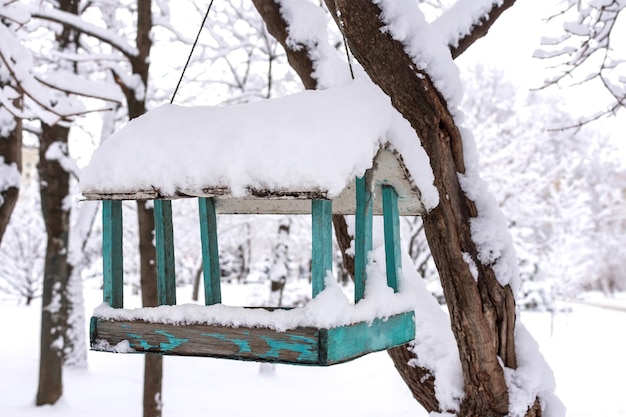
[83,82,426,365]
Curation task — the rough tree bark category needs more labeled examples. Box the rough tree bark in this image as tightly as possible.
[35,0,79,405]
[253,1,540,416]
[36,122,72,406]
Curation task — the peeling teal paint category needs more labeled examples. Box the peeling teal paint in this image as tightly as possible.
[126,334,157,351]
[260,335,318,361]
[154,330,189,351]
[202,333,252,354]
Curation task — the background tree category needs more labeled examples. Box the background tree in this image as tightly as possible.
[0,183,45,305]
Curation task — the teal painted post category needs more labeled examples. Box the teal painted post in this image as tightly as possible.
[102,200,123,308]
[311,199,333,298]
[382,185,401,292]
[198,197,221,305]
[154,200,176,305]
[354,176,372,302]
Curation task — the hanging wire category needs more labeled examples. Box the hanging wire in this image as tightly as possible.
[170,0,215,104]
[333,0,355,80]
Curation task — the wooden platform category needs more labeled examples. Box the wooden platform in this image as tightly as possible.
[90,310,415,366]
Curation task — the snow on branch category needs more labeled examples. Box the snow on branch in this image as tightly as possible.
[433,0,517,59]
[372,0,463,108]
[275,0,353,89]
[534,0,626,123]
[0,25,86,124]
[0,1,30,25]
[28,5,139,59]
[35,73,125,104]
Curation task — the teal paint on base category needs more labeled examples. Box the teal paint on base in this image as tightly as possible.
[260,335,319,362]
[323,311,415,364]
[311,199,333,298]
[382,186,401,292]
[154,200,177,305]
[198,198,221,305]
[102,200,123,308]
[127,333,158,351]
[354,176,373,302]
[202,333,252,354]
[154,330,189,351]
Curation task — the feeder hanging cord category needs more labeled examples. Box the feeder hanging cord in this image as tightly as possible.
[170,0,215,104]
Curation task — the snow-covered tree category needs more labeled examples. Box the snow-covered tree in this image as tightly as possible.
[0,183,45,304]
[252,1,561,416]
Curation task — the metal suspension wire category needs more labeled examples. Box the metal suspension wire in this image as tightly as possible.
[333,0,355,80]
[170,0,215,104]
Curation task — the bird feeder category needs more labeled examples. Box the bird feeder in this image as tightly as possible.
[83,81,428,365]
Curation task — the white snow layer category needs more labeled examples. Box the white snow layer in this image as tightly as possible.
[433,0,503,49]
[507,322,566,417]
[277,0,353,89]
[0,158,20,205]
[373,0,463,109]
[80,80,439,210]
[95,251,416,331]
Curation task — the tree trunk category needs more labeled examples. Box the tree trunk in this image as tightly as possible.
[119,3,162,416]
[0,102,22,246]
[328,2,519,415]
[36,123,71,406]
[137,200,163,417]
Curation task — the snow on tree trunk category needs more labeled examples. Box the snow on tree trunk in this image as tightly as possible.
[0,98,22,246]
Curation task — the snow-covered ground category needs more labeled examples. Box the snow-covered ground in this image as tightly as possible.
[1,286,624,417]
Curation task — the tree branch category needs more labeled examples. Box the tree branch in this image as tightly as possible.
[450,0,515,59]
[29,6,139,60]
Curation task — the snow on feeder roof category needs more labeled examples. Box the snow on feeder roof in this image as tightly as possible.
[80,80,438,214]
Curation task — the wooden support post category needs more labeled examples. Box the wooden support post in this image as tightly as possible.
[382,185,401,292]
[354,176,372,302]
[154,200,176,305]
[311,199,333,298]
[102,200,123,308]
[198,197,221,305]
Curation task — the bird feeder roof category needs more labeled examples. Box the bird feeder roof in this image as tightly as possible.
[80,80,439,215]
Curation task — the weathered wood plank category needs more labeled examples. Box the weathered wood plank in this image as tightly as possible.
[354,175,373,303]
[322,311,415,365]
[311,199,333,297]
[102,200,123,308]
[382,185,401,292]
[154,200,176,305]
[198,198,221,305]
[92,318,321,364]
[90,311,415,365]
